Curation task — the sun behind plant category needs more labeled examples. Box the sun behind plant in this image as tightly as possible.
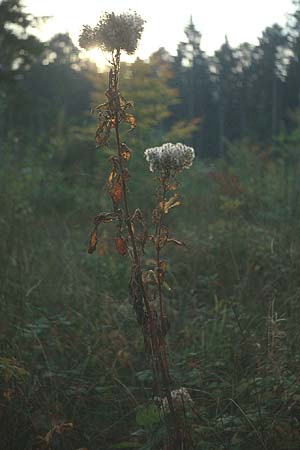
[79,11,145,55]
[80,11,194,450]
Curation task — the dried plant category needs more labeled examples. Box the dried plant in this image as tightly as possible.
[80,11,194,449]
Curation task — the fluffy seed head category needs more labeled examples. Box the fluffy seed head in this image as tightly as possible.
[144,142,195,174]
[79,11,145,54]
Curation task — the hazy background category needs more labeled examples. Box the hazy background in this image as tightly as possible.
[24,0,293,62]
[1,0,300,449]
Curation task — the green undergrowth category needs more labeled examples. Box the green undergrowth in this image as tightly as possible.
[1,138,300,449]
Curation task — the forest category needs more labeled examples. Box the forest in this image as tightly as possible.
[1,0,300,449]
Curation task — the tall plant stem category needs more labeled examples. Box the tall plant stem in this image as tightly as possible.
[111,52,186,450]
[111,54,162,394]
[156,181,167,322]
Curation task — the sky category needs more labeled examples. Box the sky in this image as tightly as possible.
[24,0,294,65]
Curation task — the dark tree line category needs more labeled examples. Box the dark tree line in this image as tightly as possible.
[0,0,92,137]
[1,0,300,160]
[171,1,300,157]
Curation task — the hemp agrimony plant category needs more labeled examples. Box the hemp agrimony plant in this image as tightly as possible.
[80,12,194,450]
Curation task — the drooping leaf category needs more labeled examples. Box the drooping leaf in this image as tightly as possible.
[88,228,98,254]
[93,211,118,226]
[167,238,185,246]
[123,113,136,129]
[110,180,122,204]
[95,117,112,147]
[131,209,148,253]
[160,194,181,214]
[107,169,122,205]
[96,100,109,111]
[119,95,134,111]
[115,237,127,256]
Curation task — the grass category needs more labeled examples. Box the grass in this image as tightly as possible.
[1,140,300,449]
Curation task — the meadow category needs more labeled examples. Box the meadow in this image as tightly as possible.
[1,2,300,449]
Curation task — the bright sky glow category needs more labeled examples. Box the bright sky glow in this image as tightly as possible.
[24,0,294,66]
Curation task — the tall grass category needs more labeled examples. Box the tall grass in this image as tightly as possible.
[1,128,300,448]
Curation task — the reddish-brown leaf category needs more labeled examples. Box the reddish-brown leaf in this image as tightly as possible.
[88,228,97,254]
[110,180,122,204]
[107,170,122,205]
[115,237,127,256]
[110,117,117,128]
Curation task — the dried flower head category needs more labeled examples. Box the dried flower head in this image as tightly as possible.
[155,387,194,414]
[144,142,195,174]
[79,11,145,55]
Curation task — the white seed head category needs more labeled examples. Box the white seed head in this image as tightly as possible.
[144,142,195,174]
[79,11,145,54]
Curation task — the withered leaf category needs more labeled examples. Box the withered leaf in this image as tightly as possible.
[123,113,136,129]
[121,143,131,160]
[119,96,134,111]
[107,169,122,205]
[119,96,127,109]
[130,221,135,234]
[108,168,115,184]
[167,238,186,246]
[110,180,122,204]
[160,194,181,214]
[95,119,111,147]
[88,228,97,254]
[96,100,109,111]
[110,117,117,127]
[115,237,127,256]
[93,212,118,226]
[131,209,148,252]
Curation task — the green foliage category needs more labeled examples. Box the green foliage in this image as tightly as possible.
[1,130,300,449]
[136,403,160,428]
[1,1,300,448]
